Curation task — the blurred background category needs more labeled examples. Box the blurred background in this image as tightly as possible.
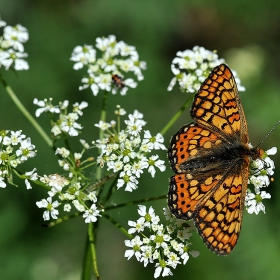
[1,0,280,279]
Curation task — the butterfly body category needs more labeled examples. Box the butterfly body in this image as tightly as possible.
[168,64,263,255]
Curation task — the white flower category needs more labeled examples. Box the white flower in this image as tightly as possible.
[266,147,277,155]
[33,98,60,117]
[137,205,159,228]
[117,170,138,192]
[245,190,271,214]
[94,120,111,130]
[140,245,153,266]
[3,130,25,146]
[80,139,90,149]
[60,113,82,136]
[128,217,146,234]
[154,261,173,278]
[55,147,70,158]
[15,137,36,161]
[147,155,166,178]
[98,73,112,91]
[73,35,146,95]
[64,204,71,212]
[72,101,88,116]
[87,191,97,202]
[131,159,148,178]
[125,113,146,136]
[51,125,62,136]
[0,49,29,70]
[40,174,69,192]
[83,203,102,223]
[124,235,143,261]
[0,20,7,27]
[79,74,100,96]
[70,44,96,69]
[117,41,136,56]
[0,177,6,188]
[114,106,126,116]
[168,46,247,94]
[3,24,29,52]
[24,168,38,189]
[142,131,166,150]
[96,35,118,54]
[150,230,171,249]
[36,197,60,220]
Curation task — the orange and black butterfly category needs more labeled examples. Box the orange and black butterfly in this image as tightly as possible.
[168,64,263,255]
[112,74,125,88]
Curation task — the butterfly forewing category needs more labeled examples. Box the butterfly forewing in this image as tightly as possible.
[191,64,249,143]
[168,64,253,255]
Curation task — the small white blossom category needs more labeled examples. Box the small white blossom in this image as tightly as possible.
[0,49,29,70]
[24,168,38,189]
[33,98,60,117]
[83,203,102,223]
[246,190,271,214]
[0,177,6,188]
[55,147,70,158]
[124,235,143,261]
[64,204,71,212]
[36,197,60,220]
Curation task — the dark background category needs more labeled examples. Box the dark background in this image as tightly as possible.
[1,0,280,279]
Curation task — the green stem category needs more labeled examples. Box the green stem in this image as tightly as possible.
[0,74,53,147]
[103,213,133,239]
[81,223,100,280]
[88,223,100,280]
[96,91,109,181]
[81,235,92,280]
[160,94,193,136]
[104,194,166,211]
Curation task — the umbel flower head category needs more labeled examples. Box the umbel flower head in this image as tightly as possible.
[0,130,36,188]
[0,18,29,71]
[124,205,199,278]
[33,98,88,137]
[70,35,146,96]
[245,147,277,214]
[168,46,244,94]
[94,106,167,192]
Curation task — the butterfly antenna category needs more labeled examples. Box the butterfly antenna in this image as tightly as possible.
[256,120,280,148]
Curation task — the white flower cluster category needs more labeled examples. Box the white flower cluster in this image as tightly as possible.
[124,205,199,278]
[0,18,29,71]
[168,46,245,94]
[95,107,166,192]
[70,35,146,96]
[0,130,36,188]
[36,173,103,223]
[245,147,277,214]
[33,98,88,137]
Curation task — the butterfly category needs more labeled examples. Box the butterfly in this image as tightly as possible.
[167,64,263,255]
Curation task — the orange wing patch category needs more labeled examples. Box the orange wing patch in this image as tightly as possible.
[169,172,223,220]
[168,123,222,173]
